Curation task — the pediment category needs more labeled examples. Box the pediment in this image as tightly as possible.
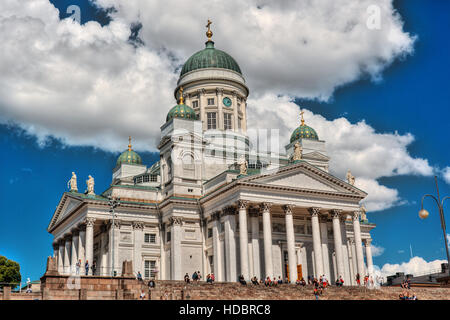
[240,161,366,197]
[48,193,83,231]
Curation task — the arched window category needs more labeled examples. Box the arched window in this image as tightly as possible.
[182,154,195,179]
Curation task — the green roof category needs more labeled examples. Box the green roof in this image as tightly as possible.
[290,124,319,143]
[180,41,242,76]
[116,149,142,166]
[166,103,197,122]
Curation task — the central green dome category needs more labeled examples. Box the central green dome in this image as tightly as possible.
[180,41,242,76]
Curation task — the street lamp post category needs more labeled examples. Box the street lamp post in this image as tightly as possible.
[108,196,120,277]
[418,176,450,276]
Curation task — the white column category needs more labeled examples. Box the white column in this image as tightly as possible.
[85,217,96,275]
[223,207,237,282]
[198,89,206,130]
[364,238,374,276]
[64,236,72,275]
[320,216,331,280]
[238,200,250,280]
[78,226,86,266]
[300,244,308,280]
[261,202,273,278]
[350,239,357,284]
[309,207,323,278]
[52,242,58,258]
[212,212,224,281]
[100,224,108,276]
[250,210,261,279]
[70,231,78,275]
[232,91,239,131]
[57,240,64,273]
[133,221,144,275]
[283,205,297,283]
[170,217,183,280]
[352,211,366,278]
[331,210,345,281]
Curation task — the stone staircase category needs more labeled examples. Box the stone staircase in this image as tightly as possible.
[148,281,450,300]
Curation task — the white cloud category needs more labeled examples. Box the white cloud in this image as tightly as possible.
[378,256,447,279]
[443,167,450,185]
[369,244,385,257]
[247,94,433,211]
[0,0,415,152]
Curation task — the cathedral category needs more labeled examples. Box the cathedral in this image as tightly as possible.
[47,22,376,285]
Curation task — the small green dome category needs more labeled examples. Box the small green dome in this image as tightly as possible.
[166,103,197,122]
[180,41,242,76]
[116,149,142,166]
[290,124,319,143]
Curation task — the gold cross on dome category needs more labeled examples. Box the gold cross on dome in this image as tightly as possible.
[206,19,213,41]
[300,110,305,126]
[179,86,184,104]
[128,136,132,151]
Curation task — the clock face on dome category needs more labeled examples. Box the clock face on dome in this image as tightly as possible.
[223,97,232,107]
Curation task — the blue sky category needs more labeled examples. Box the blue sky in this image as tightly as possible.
[0,0,449,282]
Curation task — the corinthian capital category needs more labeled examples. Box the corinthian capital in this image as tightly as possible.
[259,202,272,213]
[85,217,96,227]
[308,207,321,217]
[237,200,249,210]
[330,209,342,219]
[282,205,294,215]
[133,221,144,230]
[169,216,183,226]
[364,238,372,246]
[352,211,360,221]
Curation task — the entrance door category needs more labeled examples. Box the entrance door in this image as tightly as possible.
[286,264,303,282]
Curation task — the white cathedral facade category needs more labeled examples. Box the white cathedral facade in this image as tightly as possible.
[48,24,376,285]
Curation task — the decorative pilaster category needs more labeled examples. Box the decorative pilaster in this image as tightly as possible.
[133,221,144,275]
[58,239,64,274]
[283,205,297,283]
[169,216,183,280]
[352,211,365,279]
[216,87,224,130]
[237,200,250,280]
[260,202,273,278]
[308,207,324,278]
[211,211,224,281]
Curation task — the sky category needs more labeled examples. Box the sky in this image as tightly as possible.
[0,0,449,282]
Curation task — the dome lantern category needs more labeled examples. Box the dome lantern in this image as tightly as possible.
[116,136,143,166]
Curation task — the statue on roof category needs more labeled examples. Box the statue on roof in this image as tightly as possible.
[293,141,303,161]
[238,155,248,175]
[86,175,95,195]
[67,172,78,192]
[346,169,355,186]
[360,204,368,222]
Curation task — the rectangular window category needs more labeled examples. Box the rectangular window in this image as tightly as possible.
[207,98,215,105]
[144,260,156,279]
[207,112,217,129]
[143,175,150,183]
[238,117,242,129]
[150,175,157,182]
[144,233,156,244]
[224,113,232,130]
[207,228,213,238]
[192,100,199,108]
[166,231,171,242]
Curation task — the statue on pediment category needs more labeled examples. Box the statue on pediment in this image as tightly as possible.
[293,141,303,161]
[238,155,248,175]
[86,175,95,195]
[67,172,78,192]
[346,169,355,185]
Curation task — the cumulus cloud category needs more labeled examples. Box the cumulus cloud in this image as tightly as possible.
[247,94,433,211]
[0,0,430,212]
[368,244,385,257]
[443,167,450,185]
[378,256,447,278]
[0,0,415,152]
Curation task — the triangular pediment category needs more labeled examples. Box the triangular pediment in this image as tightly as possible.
[47,193,83,231]
[240,161,366,197]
